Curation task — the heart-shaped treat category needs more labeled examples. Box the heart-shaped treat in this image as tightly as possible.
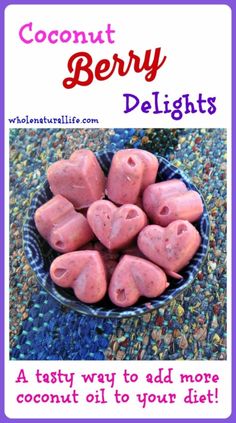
[34,194,94,253]
[106,149,158,205]
[143,179,188,222]
[50,251,107,303]
[154,190,204,227]
[138,220,201,279]
[47,149,105,209]
[109,255,169,307]
[143,180,203,226]
[80,241,120,280]
[87,200,148,250]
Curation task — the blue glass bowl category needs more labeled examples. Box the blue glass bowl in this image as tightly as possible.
[23,150,210,318]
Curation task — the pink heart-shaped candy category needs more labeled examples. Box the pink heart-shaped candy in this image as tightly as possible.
[138,220,201,279]
[143,179,188,221]
[80,241,120,280]
[106,149,159,205]
[143,180,203,226]
[47,149,105,209]
[109,255,169,307]
[50,251,107,303]
[87,200,147,250]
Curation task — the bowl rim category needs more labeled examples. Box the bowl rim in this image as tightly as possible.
[22,150,210,319]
